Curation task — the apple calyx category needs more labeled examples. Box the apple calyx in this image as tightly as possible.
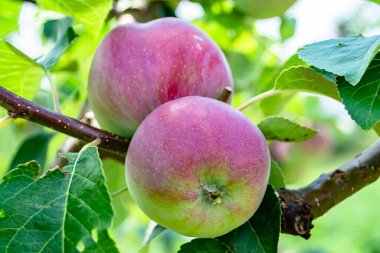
[201,183,224,205]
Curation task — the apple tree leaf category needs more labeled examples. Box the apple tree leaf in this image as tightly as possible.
[0,40,45,101]
[337,54,380,130]
[269,160,286,189]
[36,0,113,37]
[0,146,119,253]
[298,35,380,85]
[178,186,281,253]
[258,116,318,142]
[139,224,167,253]
[280,16,296,41]
[260,54,306,116]
[38,17,78,70]
[0,0,22,38]
[275,66,341,101]
[8,132,54,171]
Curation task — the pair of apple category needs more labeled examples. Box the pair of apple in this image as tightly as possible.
[88,18,270,238]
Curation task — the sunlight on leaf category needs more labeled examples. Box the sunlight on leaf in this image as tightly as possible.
[0,40,45,101]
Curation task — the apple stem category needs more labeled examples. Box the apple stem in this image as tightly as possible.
[201,184,224,205]
[217,87,232,103]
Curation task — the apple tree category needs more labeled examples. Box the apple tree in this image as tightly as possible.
[0,0,379,253]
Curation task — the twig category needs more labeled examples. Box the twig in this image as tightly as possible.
[237,89,286,111]
[0,87,128,155]
[112,187,128,197]
[46,71,61,114]
[277,140,380,238]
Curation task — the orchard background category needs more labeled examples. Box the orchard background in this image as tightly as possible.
[1,0,380,253]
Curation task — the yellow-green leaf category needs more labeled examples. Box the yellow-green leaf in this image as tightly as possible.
[0,40,45,100]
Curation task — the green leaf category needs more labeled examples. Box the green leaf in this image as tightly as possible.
[139,224,167,253]
[337,54,380,130]
[0,40,45,100]
[275,66,342,101]
[258,116,319,142]
[269,160,286,188]
[178,186,281,253]
[0,146,119,253]
[39,18,78,70]
[234,0,296,19]
[298,35,380,85]
[280,16,296,41]
[0,0,22,38]
[8,132,54,171]
[37,0,113,37]
[178,239,227,253]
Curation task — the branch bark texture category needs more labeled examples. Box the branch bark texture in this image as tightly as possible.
[1,87,380,239]
[278,140,380,238]
[0,87,128,155]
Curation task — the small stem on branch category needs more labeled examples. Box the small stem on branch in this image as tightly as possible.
[112,187,128,197]
[46,71,61,114]
[0,114,15,128]
[237,89,286,111]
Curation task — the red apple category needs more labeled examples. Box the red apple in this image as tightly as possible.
[125,96,270,238]
[88,18,233,138]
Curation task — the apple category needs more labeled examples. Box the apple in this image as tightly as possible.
[125,96,270,238]
[88,18,233,138]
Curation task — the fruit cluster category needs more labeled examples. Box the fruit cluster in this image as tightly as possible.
[88,18,270,238]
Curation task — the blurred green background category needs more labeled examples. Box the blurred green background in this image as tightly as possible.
[1,0,380,252]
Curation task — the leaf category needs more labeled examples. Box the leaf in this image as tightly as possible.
[178,239,227,253]
[280,16,296,41]
[36,0,113,37]
[260,55,306,116]
[0,0,22,38]
[298,35,380,85]
[139,224,167,253]
[337,54,380,129]
[0,146,119,253]
[258,116,319,142]
[178,186,281,253]
[8,132,54,171]
[0,40,45,100]
[269,160,286,188]
[275,66,341,101]
[38,17,78,70]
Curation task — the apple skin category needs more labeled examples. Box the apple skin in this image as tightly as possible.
[88,18,233,138]
[125,96,270,238]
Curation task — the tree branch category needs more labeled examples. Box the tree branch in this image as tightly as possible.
[0,87,128,155]
[1,87,380,239]
[278,140,380,238]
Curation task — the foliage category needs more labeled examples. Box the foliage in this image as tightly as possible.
[0,0,379,253]
[0,146,117,252]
